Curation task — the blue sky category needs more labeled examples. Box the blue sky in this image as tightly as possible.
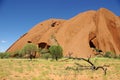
[0,0,120,52]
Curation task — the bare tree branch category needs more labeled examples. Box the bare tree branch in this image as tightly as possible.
[66,56,108,75]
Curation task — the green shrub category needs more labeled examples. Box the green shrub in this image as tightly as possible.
[22,43,37,54]
[39,48,51,60]
[41,53,51,60]
[10,50,23,58]
[0,52,10,59]
[0,53,4,58]
[21,43,38,60]
[104,51,116,58]
[49,45,63,61]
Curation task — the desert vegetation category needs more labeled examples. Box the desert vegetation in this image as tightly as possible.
[0,57,120,80]
[49,45,63,61]
[0,42,120,80]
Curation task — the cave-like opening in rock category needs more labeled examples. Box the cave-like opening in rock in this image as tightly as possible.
[38,42,47,49]
[89,40,96,48]
[27,41,32,43]
[38,42,50,49]
[51,22,57,27]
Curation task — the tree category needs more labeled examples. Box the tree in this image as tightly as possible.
[21,43,37,60]
[49,45,63,61]
[66,56,107,75]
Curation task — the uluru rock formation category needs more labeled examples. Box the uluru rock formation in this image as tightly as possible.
[7,8,120,57]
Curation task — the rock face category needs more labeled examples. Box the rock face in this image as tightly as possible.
[7,8,120,57]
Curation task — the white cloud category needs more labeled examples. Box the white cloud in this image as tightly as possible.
[1,40,7,43]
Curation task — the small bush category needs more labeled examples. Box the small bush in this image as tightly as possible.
[41,53,51,60]
[0,52,10,59]
[113,54,120,59]
[10,50,23,58]
[104,51,116,58]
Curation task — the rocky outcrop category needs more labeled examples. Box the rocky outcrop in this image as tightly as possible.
[6,8,120,57]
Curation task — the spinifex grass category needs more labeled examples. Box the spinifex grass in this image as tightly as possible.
[0,58,120,80]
